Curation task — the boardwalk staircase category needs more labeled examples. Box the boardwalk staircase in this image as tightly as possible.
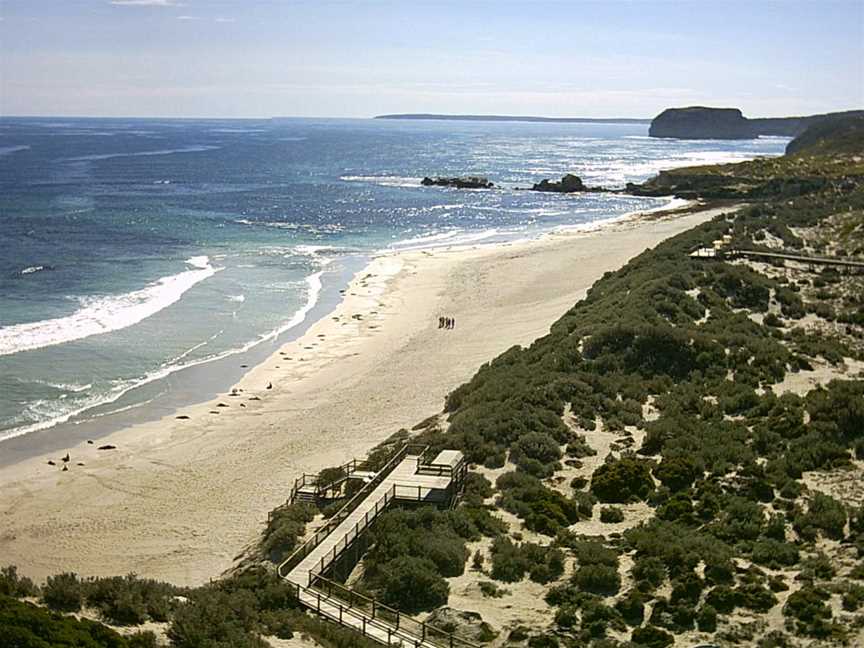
[279,443,476,647]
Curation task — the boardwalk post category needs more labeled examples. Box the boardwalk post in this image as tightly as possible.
[316,591,321,613]
[395,609,400,629]
[422,622,427,640]
[362,617,367,635]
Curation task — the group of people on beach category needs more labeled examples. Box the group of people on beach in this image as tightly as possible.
[438,316,456,330]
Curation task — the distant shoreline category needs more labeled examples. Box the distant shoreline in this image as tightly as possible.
[373,113,651,124]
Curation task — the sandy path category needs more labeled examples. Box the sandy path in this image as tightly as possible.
[0,206,723,586]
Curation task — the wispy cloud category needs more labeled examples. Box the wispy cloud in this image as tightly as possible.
[177,15,200,20]
[110,0,181,6]
[214,17,235,23]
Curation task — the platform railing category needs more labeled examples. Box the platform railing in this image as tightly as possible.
[306,574,481,648]
[278,442,419,578]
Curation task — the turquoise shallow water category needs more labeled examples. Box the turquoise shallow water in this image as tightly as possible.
[0,117,788,445]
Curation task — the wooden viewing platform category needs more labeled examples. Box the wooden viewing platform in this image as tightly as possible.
[278,444,476,647]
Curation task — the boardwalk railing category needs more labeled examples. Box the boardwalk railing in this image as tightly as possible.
[278,443,428,578]
[306,574,480,648]
[280,442,480,647]
[289,457,377,504]
[723,248,864,270]
[305,482,444,580]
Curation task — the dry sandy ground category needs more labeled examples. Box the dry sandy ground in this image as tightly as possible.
[0,205,727,587]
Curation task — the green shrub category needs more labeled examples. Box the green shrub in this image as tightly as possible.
[615,589,645,626]
[479,581,508,598]
[566,434,598,458]
[168,587,266,648]
[599,507,625,523]
[782,586,841,638]
[0,594,131,648]
[511,431,562,466]
[751,539,800,568]
[376,556,449,614]
[794,492,847,540]
[631,625,674,648]
[261,502,317,562]
[591,457,654,503]
[490,537,530,583]
[631,556,666,591]
[364,507,472,580]
[496,471,581,535]
[85,574,184,625]
[652,456,699,492]
[573,564,621,596]
[696,604,718,632]
[0,565,38,598]
[736,583,777,612]
[43,572,84,612]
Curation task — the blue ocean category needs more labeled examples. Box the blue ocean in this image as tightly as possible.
[0,117,787,447]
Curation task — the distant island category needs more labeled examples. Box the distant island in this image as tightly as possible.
[374,113,651,124]
[649,106,864,139]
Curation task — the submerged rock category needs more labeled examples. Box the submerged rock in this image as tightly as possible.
[421,176,494,189]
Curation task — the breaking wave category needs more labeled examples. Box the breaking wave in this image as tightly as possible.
[0,257,220,356]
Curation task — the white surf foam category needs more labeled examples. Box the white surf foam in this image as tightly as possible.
[65,145,220,162]
[0,257,220,357]
[340,175,423,188]
[388,228,503,252]
[0,145,31,156]
[0,269,327,441]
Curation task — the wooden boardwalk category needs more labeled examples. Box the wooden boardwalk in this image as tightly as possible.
[279,446,476,647]
[286,453,452,586]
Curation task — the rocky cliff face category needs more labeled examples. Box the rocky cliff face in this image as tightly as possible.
[650,107,864,140]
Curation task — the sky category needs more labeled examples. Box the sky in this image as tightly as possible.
[0,0,862,119]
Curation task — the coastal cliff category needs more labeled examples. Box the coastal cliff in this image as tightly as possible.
[650,106,864,140]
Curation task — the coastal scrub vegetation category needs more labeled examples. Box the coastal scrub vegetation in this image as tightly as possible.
[405,122,864,645]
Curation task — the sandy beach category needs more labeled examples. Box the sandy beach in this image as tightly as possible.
[0,204,725,587]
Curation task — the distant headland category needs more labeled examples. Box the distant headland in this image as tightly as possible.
[649,106,864,139]
[374,113,651,124]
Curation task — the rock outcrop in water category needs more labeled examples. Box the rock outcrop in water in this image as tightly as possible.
[529,174,606,193]
[421,176,494,189]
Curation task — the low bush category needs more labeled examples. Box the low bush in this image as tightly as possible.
[631,624,674,648]
[375,556,449,614]
[261,502,317,562]
[479,581,509,598]
[0,565,39,598]
[793,492,847,540]
[599,507,625,523]
[496,471,581,535]
[591,457,654,503]
[573,564,621,596]
[0,594,132,648]
[490,537,564,584]
[42,572,84,612]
